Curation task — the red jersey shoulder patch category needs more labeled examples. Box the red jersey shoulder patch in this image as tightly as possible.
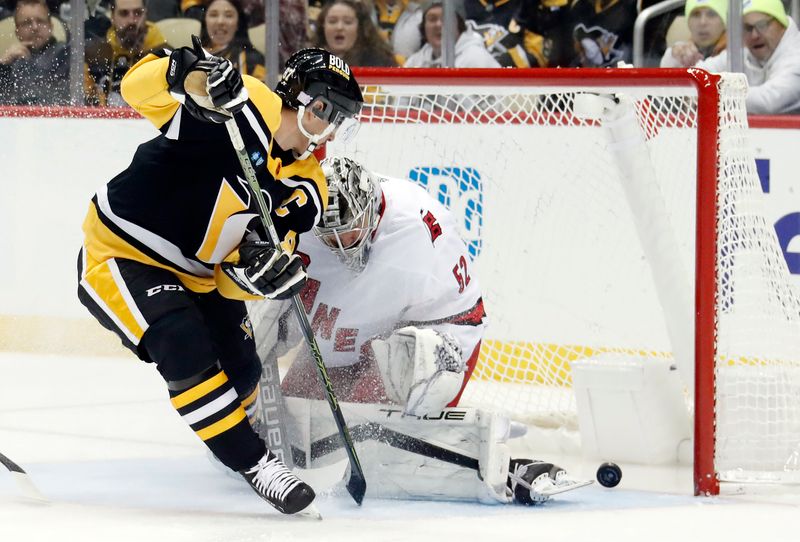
[421,209,443,245]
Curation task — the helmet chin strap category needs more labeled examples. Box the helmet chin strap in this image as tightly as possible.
[295,105,337,161]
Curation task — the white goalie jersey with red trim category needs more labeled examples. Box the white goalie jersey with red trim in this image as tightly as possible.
[295,176,486,368]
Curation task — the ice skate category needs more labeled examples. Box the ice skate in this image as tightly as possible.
[240,449,316,515]
[508,459,592,505]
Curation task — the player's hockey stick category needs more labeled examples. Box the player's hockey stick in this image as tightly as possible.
[0,451,48,502]
[224,118,366,505]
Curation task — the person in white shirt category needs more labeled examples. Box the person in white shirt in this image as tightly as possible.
[373,0,425,61]
[404,0,501,68]
[660,0,727,68]
[696,0,800,114]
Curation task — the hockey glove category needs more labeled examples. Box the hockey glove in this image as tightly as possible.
[206,58,247,114]
[372,327,466,416]
[166,35,248,123]
[221,241,307,300]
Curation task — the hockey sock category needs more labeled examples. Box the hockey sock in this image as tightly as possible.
[168,365,264,471]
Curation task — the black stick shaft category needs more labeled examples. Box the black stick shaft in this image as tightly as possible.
[0,451,24,474]
[224,118,366,505]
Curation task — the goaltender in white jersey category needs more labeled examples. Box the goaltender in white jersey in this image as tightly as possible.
[281,159,485,413]
[254,156,589,504]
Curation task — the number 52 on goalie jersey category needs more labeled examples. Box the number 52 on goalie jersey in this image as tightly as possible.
[284,176,486,371]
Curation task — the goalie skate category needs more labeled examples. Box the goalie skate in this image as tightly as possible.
[508,459,592,504]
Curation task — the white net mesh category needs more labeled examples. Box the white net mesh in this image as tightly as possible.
[322,71,800,485]
[713,76,800,481]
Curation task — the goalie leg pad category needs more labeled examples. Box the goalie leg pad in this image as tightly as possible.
[372,327,466,416]
[285,398,513,504]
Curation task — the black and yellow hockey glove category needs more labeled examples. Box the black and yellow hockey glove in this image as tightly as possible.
[221,241,307,300]
[166,35,248,123]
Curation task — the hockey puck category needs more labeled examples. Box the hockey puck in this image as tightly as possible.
[596,462,622,488]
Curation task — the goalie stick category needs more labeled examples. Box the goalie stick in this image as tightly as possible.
[0,451,48,502]
[224,117,366,505]
[295,420,592,501]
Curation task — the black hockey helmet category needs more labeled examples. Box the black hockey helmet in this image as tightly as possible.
[275,48,364,127]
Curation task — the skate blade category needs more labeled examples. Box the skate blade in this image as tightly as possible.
[297,503,322,520]
[538,479,593,497]
[13,472,49,503]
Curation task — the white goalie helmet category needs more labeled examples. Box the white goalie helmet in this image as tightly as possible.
[315,156,382,272]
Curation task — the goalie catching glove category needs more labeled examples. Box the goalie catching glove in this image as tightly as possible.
[221,240,307,300]
[166,35,248,123]
[372,327,465,416]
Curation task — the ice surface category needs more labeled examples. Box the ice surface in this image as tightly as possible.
[0,352,797,542]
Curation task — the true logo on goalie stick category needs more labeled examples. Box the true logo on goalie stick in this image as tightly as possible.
[379,408,467,421]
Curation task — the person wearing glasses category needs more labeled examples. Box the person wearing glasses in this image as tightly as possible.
[0,0,72,104]
[86,0,170,105]
[696,0,800,114]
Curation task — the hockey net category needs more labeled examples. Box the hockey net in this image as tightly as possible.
[321,68,800,495]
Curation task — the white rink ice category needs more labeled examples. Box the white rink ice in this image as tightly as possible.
[1,352,798,542]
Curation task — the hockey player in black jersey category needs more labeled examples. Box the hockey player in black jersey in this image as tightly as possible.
[76,41,363,515]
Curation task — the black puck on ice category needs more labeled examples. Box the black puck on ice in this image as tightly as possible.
[596,462,622,488]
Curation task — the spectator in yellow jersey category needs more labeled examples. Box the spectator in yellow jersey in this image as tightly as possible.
[372,0,424,60]
[200,0,265,80]
[661,0,727,67]
[86,0,169,105]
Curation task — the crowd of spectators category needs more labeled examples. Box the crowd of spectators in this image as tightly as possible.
[0,0,798,113]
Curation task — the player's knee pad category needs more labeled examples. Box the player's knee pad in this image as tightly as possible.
[141,308,218,381]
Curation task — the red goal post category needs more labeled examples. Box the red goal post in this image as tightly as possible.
[326,67,800,496]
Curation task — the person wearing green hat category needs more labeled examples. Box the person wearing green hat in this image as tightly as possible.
[660,0,727,67]
[696,0,800,114]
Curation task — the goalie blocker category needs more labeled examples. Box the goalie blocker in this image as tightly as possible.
[285,398,589,504]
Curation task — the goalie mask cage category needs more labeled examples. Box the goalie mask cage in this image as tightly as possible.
[323,68,800,496]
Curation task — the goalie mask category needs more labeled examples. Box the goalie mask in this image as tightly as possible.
[275,48,364,160]
[314,156,382,272]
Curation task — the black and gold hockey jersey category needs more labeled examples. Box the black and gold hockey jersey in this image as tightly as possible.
[81,52,327,301]
[568,0,637,67]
